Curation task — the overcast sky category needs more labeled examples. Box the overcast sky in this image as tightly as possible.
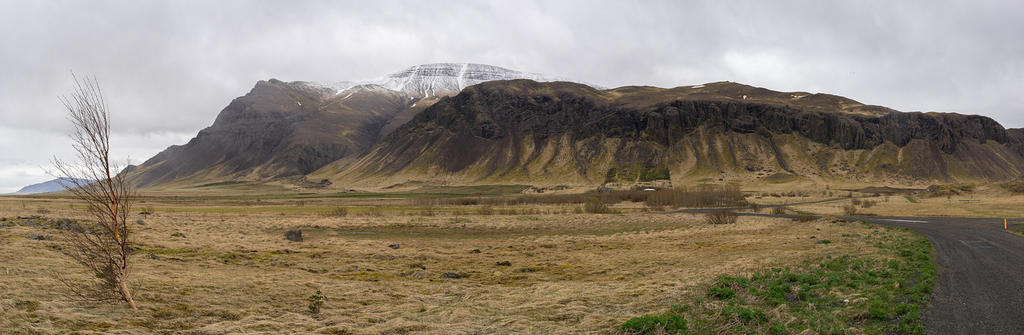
[1,0,1022,193]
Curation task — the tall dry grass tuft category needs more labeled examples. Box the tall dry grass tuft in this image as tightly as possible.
[51,74,138,309]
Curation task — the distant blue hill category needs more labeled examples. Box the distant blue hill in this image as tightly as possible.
[13,177,91,194]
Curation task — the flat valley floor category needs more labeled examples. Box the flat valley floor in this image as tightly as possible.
[1,187,1021,334]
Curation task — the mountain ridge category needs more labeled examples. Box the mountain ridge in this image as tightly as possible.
[126,64,582,188]
[122,64,1024,190]
[314,80,1024,188]
[13,177,91,195]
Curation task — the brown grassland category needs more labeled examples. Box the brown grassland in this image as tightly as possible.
[1,183,1020,334]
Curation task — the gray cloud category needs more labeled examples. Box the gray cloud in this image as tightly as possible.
[1,0,1022,192]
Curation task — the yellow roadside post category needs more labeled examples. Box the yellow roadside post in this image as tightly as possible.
[1005,218,1009,230]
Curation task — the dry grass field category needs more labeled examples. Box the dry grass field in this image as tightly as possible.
[782,185,1024,219]
[0,190,906,335]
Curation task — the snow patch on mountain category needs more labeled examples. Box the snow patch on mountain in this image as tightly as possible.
[302,63,599,98]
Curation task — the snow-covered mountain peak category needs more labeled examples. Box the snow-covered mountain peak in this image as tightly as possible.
[304,63,593,98]
[375,63,561,97]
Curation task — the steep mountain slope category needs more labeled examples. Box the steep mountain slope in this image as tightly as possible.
[128,79,408,187]
[128,64,576,188]
[318,80,1024,188]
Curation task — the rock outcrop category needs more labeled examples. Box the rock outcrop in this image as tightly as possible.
[323,80,1024,186]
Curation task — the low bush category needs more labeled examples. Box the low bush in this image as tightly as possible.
[705,210,738,225]
[584,197,612,214]
[327,207,348,217]
[842,204,858,216]
[308,289,327,314]
[708,285,736,299]
[794,215,815,222]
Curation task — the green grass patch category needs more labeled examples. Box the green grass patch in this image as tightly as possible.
[621,226,935,334]
[903,195,919,203]
[621,314,687,335]
[1010,222,1024,237]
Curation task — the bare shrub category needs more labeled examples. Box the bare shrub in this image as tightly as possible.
[51,75,137,309]
[794,215,815,222]
[842,204,859,216]
[477,205,494,215]
[705,210,738,225]
[325,207,348,217]
[584,197,611,214]
[363,207,384,217]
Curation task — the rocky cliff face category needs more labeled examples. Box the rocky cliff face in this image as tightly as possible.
[323,80,1024,186]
